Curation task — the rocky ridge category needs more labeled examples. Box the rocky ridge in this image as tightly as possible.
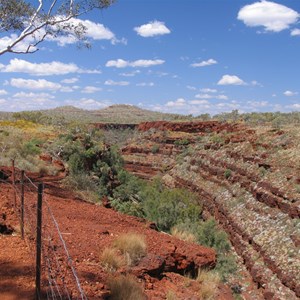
[121,121,300,300]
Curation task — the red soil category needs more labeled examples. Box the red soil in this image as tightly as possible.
[0,172,231,299]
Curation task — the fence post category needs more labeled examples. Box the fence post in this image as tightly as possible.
[11,159,16,207]
[35,183,43,300]
[20,170,25,239]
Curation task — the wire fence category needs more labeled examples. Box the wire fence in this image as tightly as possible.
[0,163,87,300]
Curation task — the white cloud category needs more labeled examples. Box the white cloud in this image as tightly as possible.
[291,28,300,36]
[166,98,186,107]
[60,86,74,93]
[195,93,213,99]
[284,90,298,96]
[106,59,165,68]
[246,100,269,107]
[104,80,130,86]
[81,86,102,93]
[288,104,300,110]
[0,99,7,104]
[13,92,55,100]
[47,18,117,46]
[136,82,154,87]
[189,100,209,105]
[217,75,246,85]
[217,95,229,100]
[0,18,121,53]
[1,59,100,76]
[0,34,37,53]
[64,98,112,110]
[10,78,62,90]
[134,21,171,37]
[0,89,8,95]
[200,88,217,93]
[191,58,217,67]
[195,92,228,100]
[237,1,299,32]
[61,77,79,84]
[186,85,197,91]
[119,70,141,77]
[251,80,263,87]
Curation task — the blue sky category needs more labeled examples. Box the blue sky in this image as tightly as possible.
[0,0,300,115]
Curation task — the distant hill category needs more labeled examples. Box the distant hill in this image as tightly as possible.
[0,104,190,124]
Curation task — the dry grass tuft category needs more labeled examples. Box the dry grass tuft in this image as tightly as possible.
[100,247,125,272]
[113,233,147,266]
[197,269,220,300]
[108,274,146,300]
[170,227,197,243]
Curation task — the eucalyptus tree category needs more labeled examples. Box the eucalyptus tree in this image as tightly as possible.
[0,0,114,55]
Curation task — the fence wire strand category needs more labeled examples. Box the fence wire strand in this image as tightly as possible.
[0,167,87,300]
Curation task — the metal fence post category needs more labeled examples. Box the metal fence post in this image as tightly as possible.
[35,183,43,300]
[20,170,25,239]
[11,159,16,207]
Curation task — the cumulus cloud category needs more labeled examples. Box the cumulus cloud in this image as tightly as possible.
[246,100,269,108]
[136,82,154,87]
[61,78,79,84]
[47,18,119,46]
[189,100,209,105]
[284,90,298,96]
[288,104,300,110]
[0,34,37,53]
[81,86,102,93]
[191,58,217,68]
[200,88,217,93]
[217,75,246,85]
[106,59,165,68]
[0,89,8,95]
[0,18,121,53]
[186,85,197,91]
[104,80,130,86]
[195,93,213,99]
[166,98,186,107]
[134,21,171,37]
[1,59,100,76]
[13,92,55,100]
[119,70,141,77]
[10,78,62,90]
[291,28,300,36]
[195,92,228,100]
[237,1,299,32]
[217,95,229,100]
[64,98,112,110]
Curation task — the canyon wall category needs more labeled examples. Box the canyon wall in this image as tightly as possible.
[121,121,300,299]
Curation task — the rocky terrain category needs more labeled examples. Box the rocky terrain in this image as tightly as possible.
[0,168,235,299]
[122,121,300,299]
[1,118,300,299]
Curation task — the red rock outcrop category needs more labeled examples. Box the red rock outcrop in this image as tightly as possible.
[121,121,300,299]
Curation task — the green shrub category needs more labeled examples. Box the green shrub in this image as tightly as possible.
[173,219,236,281]
[21,139,42,157]
[174,139,190,146]
[141,181,201,231]
[151,144,160,153]
[224,169,232,179]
